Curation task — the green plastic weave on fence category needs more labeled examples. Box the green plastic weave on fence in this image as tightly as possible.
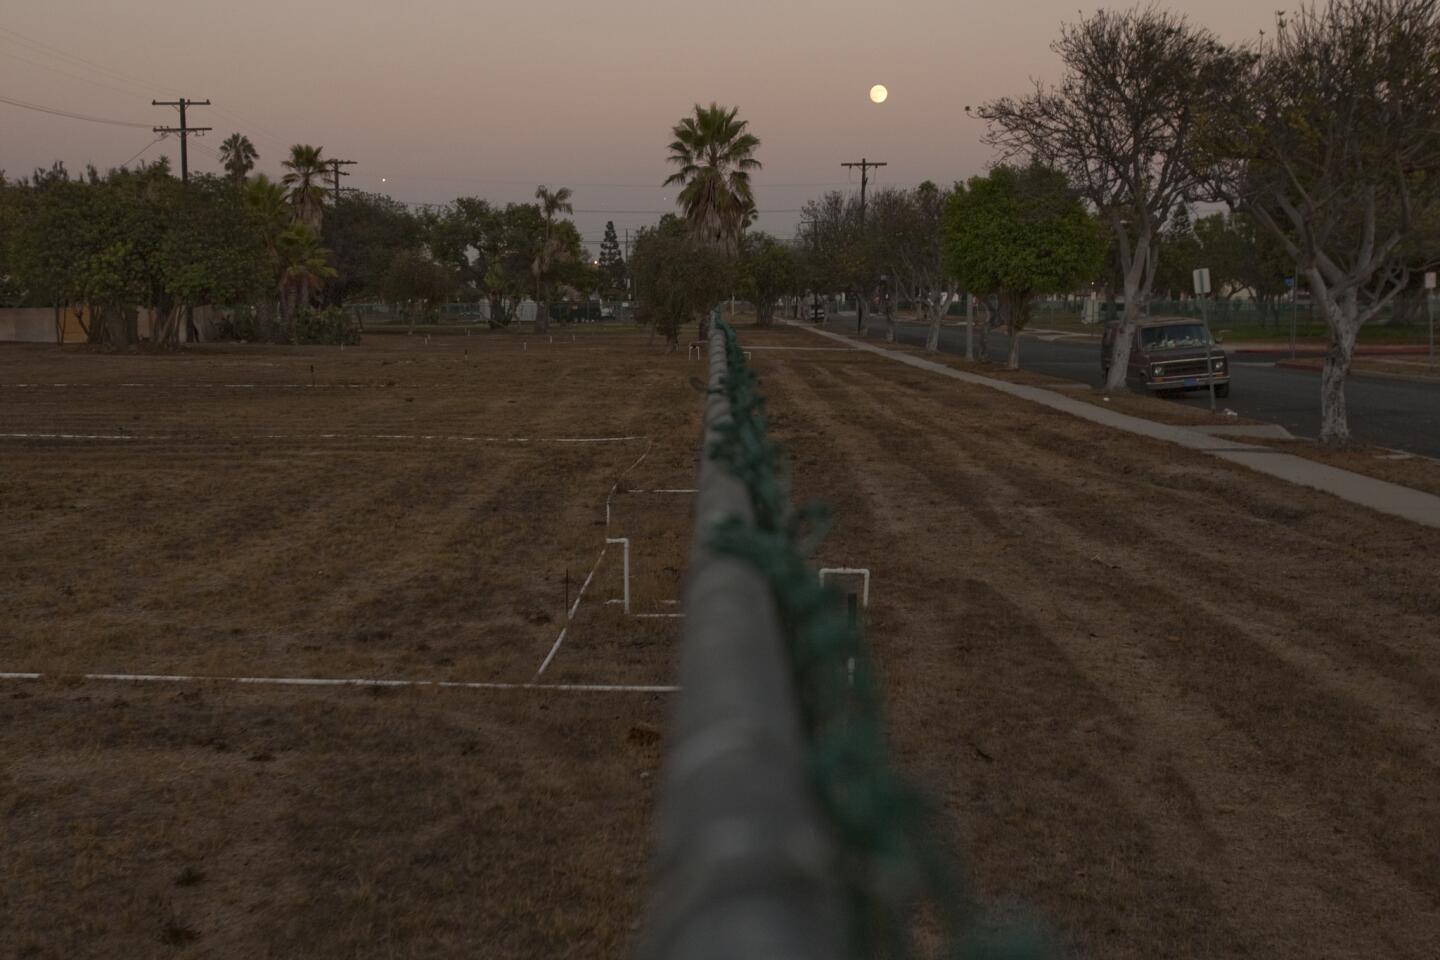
[704,318,1051,959]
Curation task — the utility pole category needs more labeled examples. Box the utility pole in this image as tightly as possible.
[841,158,886,335]
[327,158,357,202]
[151,98,211,183]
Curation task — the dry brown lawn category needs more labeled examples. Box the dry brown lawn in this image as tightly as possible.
[0,331,696,959]
[4,324,1439,959]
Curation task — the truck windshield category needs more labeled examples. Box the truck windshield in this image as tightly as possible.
[1140,324,1211,349]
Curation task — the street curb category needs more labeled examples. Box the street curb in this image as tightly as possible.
[786,322,1440,530]
[1229,344,1430,357]
[1274,358,1440,384]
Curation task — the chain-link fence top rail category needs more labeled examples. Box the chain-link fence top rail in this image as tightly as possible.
[638,320,1051,960]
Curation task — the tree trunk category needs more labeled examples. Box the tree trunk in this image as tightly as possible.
[1104,228,1153,391]
[963,293,975,360]
[254,299,273,343]
[1317,285,1360,447]
[104,306,129,347]
[926,285,954,354]
[974,298,992,362]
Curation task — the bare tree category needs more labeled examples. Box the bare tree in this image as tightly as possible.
[1200,0,1440,445]
[973,7,1240,389]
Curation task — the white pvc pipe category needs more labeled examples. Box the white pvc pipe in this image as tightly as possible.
[606,537,631,613]
[0,671,675,693]
[818,567,871,607]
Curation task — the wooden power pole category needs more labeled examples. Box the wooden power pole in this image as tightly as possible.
[151,98,211,183]
[327,158,357,202]
[841,158,886,334]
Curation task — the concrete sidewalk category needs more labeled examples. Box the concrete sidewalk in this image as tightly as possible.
[789,323,1440,530]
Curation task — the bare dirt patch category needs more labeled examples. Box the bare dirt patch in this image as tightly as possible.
[750,328,1440,959]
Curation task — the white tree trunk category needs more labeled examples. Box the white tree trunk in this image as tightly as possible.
[1318,285,1360,446]
[926,286,954,353]
[964,293,974,360]
[1104,228,1153,391]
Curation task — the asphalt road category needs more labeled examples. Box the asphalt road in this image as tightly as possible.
[823,314,1440,459]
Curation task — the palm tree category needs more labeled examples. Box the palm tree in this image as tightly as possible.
[663,103,762,255]
[281,144,328,232]
[533,184,573,332]
[275,223,337,341]
[218,133,257,185]
[245,175,292,342]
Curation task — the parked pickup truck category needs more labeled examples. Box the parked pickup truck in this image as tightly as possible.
[1102,317,1230,398]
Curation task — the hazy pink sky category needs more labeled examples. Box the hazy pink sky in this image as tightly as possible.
[4,1,1277,249]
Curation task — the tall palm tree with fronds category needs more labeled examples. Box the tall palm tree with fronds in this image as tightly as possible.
[281,144,328,232]
[664,103,761,255]
[245,174,291,342]
[275,223,337,341]
[533,184,573,332]
[218,133,257,185]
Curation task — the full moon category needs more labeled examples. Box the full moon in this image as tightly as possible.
[869,84,888,104]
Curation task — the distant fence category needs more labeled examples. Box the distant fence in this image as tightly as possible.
[348,300,628,326]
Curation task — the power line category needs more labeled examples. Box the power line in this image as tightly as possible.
[0,93,152,128]
[152,98,211,182]
[118,136,167,169]
[0,26,294,155]
[0,26,163,96]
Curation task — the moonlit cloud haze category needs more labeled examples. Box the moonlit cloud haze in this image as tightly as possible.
[3,1,1277,247]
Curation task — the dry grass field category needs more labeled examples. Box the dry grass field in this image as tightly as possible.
[0,331,697,959]
[4,324,1439,959]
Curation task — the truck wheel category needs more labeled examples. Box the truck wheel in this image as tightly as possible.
[1215,383,1231,399]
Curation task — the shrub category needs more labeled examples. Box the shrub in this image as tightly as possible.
[292,306,361,345]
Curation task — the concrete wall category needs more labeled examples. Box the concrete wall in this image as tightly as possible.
[0,308,60,343]
[0,305,225,343]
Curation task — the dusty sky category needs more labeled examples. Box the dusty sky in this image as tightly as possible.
[3,1,1277,251]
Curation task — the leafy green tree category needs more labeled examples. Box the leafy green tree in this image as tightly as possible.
[325,191,424,303]
[429,196,497,299]
[218,133,258,185]
[1,173,36,307]
[155,176,270,343]
[797,191,869,320]
[737,232,797,327]
[630,214,733,348]
[14,162,176,344]
[243,174,293,342]
[281,144,328,232]
[663,103,761,255]
[598,220,627,298]
[976,7,1243,388]
[381,249,453,329]
[944,163,1104,368]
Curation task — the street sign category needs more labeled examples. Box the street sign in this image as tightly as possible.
[1192,268,1212,296]
[1426,271,1437,290]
